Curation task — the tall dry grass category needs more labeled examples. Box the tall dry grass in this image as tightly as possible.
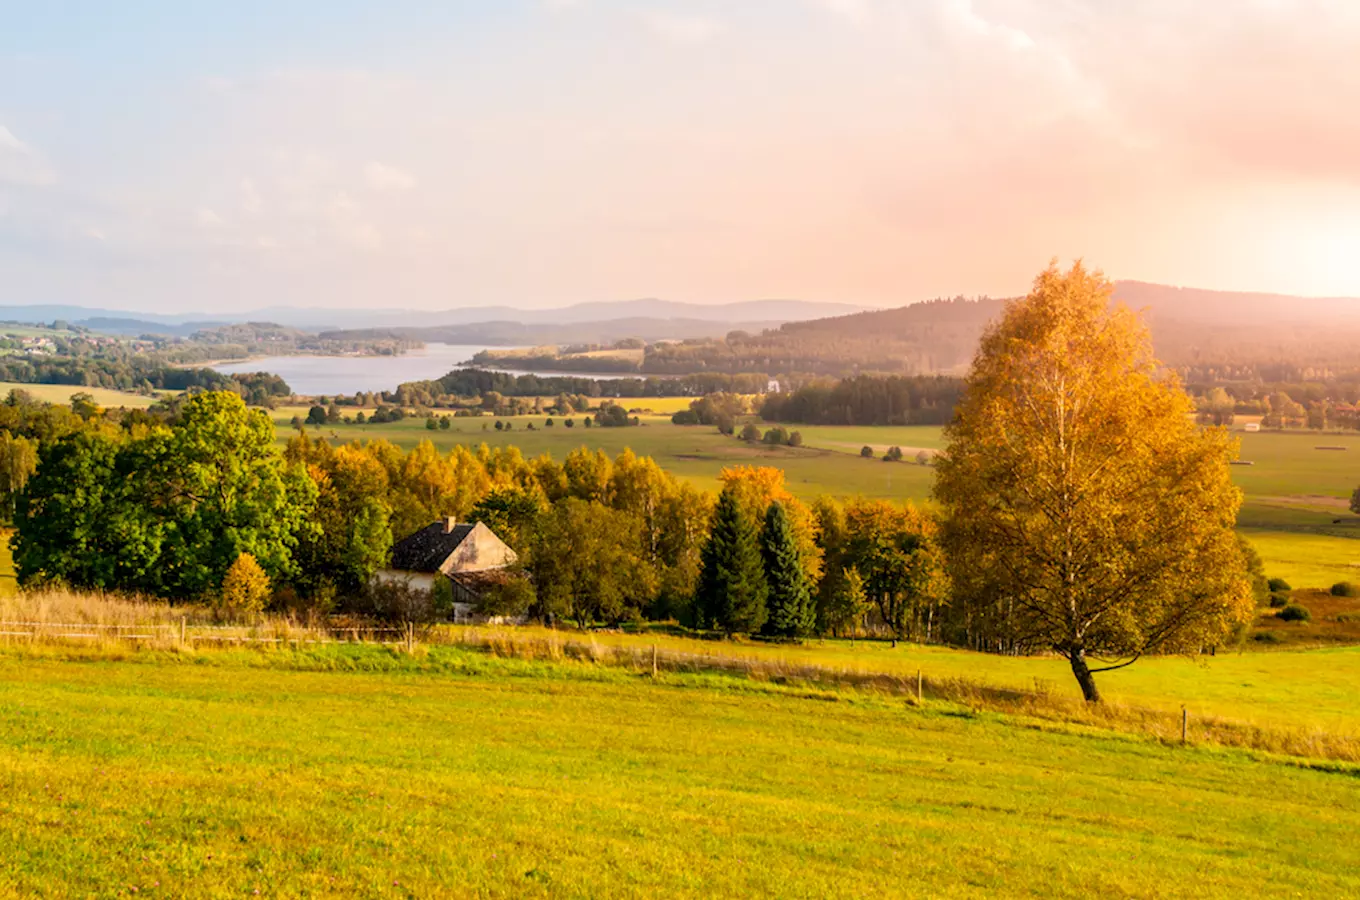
[0,589,405,649]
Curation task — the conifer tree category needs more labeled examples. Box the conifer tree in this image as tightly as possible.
[761,502,814,638]
[696,487,767,634]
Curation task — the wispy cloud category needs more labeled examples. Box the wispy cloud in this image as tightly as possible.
[0,125,57,187]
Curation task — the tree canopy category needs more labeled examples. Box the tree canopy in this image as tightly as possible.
[934,262,1253,702]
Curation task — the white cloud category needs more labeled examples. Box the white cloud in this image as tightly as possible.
[641,11,724,45]
[0,125,57,186]
[364,161,417,191]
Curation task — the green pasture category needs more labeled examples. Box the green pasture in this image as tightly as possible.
[0,380,161,409]
[2,646,1358,898]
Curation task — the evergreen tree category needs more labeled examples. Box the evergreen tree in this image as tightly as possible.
[696,487,767,634]
[761,501,814,638]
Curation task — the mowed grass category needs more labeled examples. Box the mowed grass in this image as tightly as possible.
[2,646,1360,898]
[0,380,161,409]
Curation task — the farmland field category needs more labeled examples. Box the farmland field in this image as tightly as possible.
[273,412,1360,587]
[0,381,163,409]
[2,645,1359,898]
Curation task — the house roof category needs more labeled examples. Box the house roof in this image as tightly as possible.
[389,521,478,573]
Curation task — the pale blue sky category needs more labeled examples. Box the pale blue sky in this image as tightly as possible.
[2,1,1359,313]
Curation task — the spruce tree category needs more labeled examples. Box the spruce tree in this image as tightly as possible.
[696,487,767,634]
[761,502,815,638]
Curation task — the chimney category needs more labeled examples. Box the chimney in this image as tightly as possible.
[444,517,458,534]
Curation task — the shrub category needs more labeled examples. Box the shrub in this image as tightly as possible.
[1268,592,1289,608]
[545,418,554,428]
[860,446,874,458]
[916,450,932,466]
[565,418,575,428]
[883,446,904,462]
[1267,577,1291,592]
[218,553,271,616]
[1252,631,1283,644]
[494,420,505,431]
[425,417,438,430]
[671,409,701,426]
[762,426,790,445]
[1331,582,1359,597]
[1278,603,1312,623]
[739,423,762,442]
[439,417,451,430]
[788,431,803,448]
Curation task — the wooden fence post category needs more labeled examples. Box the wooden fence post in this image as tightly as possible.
[1181,706,1188,745]
[180,616,187,647]
[652,644,658,677]
[917,669,923,703]
[406,622,414,654]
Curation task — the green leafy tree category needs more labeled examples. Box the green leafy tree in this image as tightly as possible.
[934,262,1253,702]
[823,566,870,637]
[761,502,815,638]
[13,431,166,591]
[696,487,767,634]
[529,499,655,625]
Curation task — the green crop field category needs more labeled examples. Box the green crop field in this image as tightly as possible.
[2,645,1359,898]
[0,381,162,409]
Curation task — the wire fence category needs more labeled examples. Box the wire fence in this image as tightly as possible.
[5,617,1360,764]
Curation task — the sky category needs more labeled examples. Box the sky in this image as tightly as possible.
[1,0,1359,313]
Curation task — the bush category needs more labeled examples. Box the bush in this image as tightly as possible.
[762,426,790,445]
[1267,577,1291,592]
[860,446,874,458]
[1268,592,1289,608]
[788,431,803,448]
[360,579,437,623]
[1277,603,1312,623]
[739,423,762,442]
[544,418,554,428]
[915,450,932,466]
[1331,582,1359,597]
[218,553,270,617]
[671,409,701,426]
[883,446,904,462]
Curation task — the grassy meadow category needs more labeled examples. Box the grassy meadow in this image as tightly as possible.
[3,644,1360,898]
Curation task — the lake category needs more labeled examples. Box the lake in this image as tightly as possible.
[211,343,634,396]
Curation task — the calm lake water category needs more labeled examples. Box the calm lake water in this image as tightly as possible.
[211,343,632,396]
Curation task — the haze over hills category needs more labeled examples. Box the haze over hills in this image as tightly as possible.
[0,299,866,337]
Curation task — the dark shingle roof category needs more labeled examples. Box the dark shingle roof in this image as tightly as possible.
[389,522,476,573]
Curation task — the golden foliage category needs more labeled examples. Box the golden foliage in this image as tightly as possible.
[219,552,272,616]
[934,261,1253,699]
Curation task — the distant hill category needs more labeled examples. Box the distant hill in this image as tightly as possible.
[637,282,1360,378]
[0,298,865,335]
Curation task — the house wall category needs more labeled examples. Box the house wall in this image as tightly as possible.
[440,523,518,575]
[372,570,437,592]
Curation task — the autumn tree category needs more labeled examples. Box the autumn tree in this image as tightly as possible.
[0,431,39,521]
[934,262,1253,702]
[219,552,271,617]
[718,466,822,586]
[761,502,815,638]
